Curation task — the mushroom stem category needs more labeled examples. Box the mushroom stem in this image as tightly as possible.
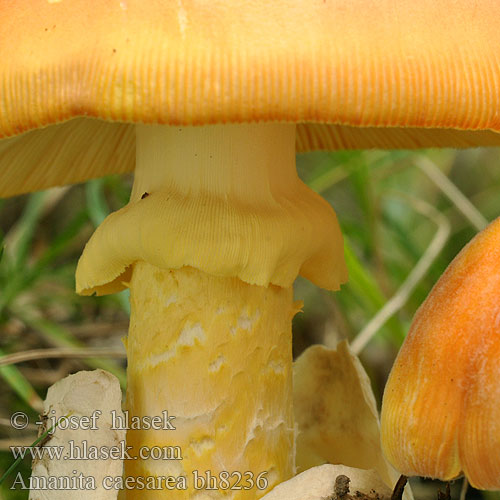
[125,263,296,498]
[77,123,346,497]
[126,124,303,498]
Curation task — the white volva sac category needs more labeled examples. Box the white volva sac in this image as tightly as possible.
[28,370,125,500]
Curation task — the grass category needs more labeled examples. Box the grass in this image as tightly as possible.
[0,148,499,499]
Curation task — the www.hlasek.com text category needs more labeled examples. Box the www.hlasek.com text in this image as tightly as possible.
[11,439,182,461]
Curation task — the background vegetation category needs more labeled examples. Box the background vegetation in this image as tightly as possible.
[0,147,499,499]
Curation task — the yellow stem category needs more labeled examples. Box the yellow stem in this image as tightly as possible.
[76,123,347,497]
[125,263,296,498]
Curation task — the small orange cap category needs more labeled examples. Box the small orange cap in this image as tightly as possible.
[381,217,500,489]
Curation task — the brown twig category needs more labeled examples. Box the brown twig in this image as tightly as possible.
[437,483,451,500]
[391,475,408,500]
[0,347,126,366]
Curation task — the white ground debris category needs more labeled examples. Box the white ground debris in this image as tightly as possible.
[261,464,392,500]
[28,370,125,500]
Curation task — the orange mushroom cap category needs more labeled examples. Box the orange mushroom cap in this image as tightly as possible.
[1,0,500,197]
[381,216,500,489]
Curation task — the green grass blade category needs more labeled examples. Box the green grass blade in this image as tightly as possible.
[0,348,43,412]
[0,414,71,486]
[0,210,88,314]
[9,192,48,271]
[342,236,406,345]
[85,178,109,227]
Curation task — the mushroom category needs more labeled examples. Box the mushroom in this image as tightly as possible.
[2,1,500,498]
[380,217,500,489]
